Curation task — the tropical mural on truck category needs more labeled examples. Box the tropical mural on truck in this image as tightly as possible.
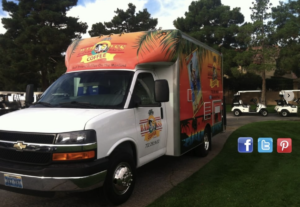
[133,29,209,67]
[179,48,222,153]
[133,29,223,154]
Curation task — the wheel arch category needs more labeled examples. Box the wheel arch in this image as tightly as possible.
[107,139,138,167]
[205,124,211,134]
[231,106,240,112]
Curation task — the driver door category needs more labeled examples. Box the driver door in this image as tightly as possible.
[131,72,167,158]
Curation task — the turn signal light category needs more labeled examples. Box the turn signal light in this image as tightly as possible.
[53,151,95,161]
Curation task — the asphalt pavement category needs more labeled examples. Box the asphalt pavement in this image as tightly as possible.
[0,113,299,207]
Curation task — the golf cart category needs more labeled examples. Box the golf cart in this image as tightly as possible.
[0,91,43,116]
[0,92,24,115]
[231,90,268,117]
[275,90,300,117]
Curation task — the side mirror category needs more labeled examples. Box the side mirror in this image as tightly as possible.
[25,84,34,106]
[155,79,169,102]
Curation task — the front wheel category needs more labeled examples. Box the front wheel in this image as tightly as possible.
[261,109,268,117]
[104,151,136,205]
[281,110,289,117]
[233,109,241,116]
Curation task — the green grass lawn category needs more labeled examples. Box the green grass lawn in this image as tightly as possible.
[147,121,300,207]
[226,104,276,113]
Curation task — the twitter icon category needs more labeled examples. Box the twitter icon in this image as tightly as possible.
[258,138,273,153]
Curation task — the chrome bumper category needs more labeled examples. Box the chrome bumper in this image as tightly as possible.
[0,170,107,192]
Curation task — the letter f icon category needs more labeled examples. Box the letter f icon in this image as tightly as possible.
[244,139,252,151]
[238,137,253,153]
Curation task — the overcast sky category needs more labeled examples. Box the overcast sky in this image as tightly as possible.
[0,0,287,38]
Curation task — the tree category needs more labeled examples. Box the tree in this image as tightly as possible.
[235,0,278,105]
[0,0,88,91]
[224,72,262,91]
[88,3,157,37]
[272,0,300,78]
[173,0,245,84]
[173,0,244,49]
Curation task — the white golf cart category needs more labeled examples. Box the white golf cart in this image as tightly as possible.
[275,90,300,117]
[231,90,268,117]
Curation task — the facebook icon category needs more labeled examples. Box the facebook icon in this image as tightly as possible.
[238,137,253,153]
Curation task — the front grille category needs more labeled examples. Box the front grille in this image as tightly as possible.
[0,131,55,144]
[0,148,52,165]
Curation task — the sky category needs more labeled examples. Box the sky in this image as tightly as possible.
[0,0,287,38]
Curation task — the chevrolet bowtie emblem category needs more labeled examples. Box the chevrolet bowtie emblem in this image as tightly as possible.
[13,142,27,150]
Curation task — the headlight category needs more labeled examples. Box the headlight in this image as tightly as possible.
[55,130,96,144]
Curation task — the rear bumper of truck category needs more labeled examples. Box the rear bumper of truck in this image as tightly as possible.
[0,158,108,192]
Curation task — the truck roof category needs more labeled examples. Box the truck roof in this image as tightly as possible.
[65,30,220,72]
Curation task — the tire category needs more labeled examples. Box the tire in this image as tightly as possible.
[104,151,136,205]
[281,110,289,117]
[194,129,211,157]
[233,109,241,116]
[261,109,268,117]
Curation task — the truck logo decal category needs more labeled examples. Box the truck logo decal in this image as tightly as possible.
[79,40,127,64]
[13,141,27,150]
[139,109,162,141]
[81,41,115,63]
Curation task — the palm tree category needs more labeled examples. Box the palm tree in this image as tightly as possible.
[133,29,210,71]
[180,119,190,135]
[66,39,82,62]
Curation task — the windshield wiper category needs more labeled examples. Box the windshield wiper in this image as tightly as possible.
[32,102,53,107]
[58,101,98,108]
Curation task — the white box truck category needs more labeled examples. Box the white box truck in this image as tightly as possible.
[0,30,225,204]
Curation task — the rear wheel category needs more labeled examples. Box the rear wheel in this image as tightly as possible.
[194,129,211,157]
[261,109,268,117]
[233,109,241,116]
[281,110,289,117]
[104,151,135,205]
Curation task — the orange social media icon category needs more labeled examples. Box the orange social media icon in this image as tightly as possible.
[277,138,292,153]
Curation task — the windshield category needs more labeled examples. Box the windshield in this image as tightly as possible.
[34,71,134,109]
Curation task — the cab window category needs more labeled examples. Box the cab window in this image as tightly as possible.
[132,73,160,107]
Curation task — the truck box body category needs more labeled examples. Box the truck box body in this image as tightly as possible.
[0,30,224,204]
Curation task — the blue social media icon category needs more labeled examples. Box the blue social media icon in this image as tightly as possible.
[238,137,253,153]
[258,138,273,153]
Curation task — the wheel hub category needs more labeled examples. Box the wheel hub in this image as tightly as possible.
[113,163,133,195]
[204,134,209,150]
